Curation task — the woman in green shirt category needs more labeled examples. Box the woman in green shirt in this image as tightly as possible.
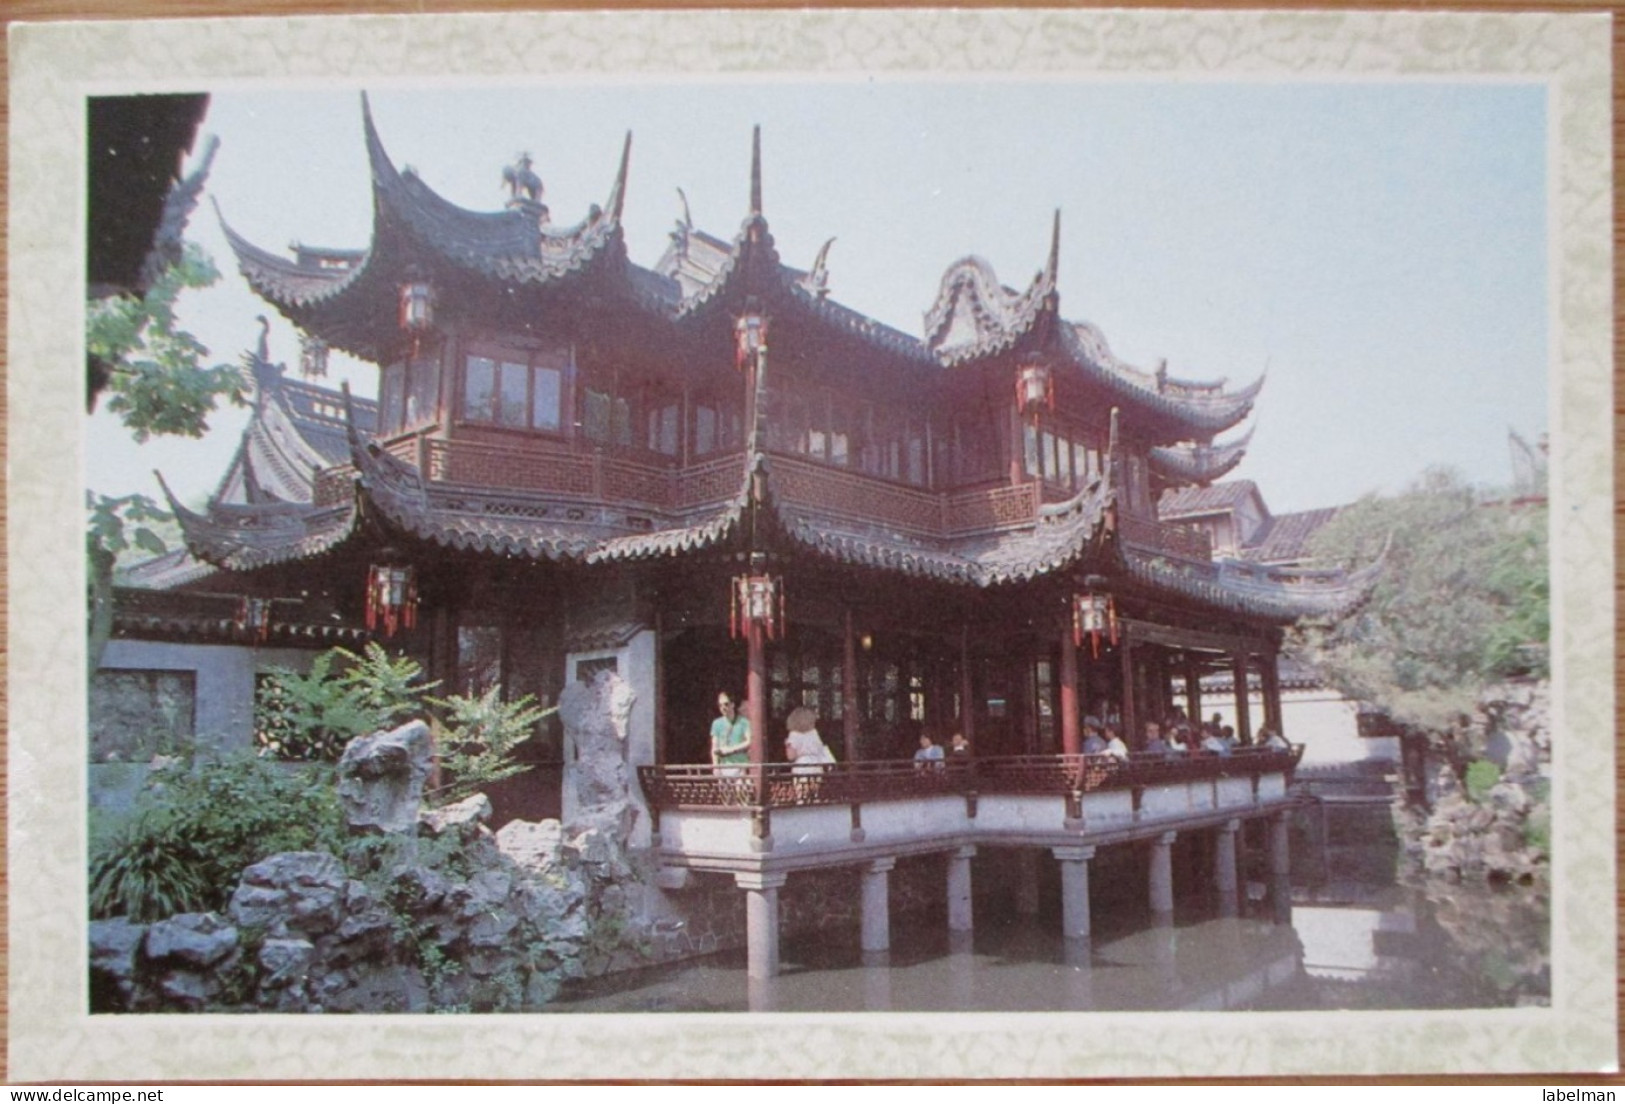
[710,691,751,773]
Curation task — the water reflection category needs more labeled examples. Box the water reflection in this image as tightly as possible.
[547,881,1548,1014]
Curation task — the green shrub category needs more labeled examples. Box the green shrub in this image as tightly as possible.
[88,753,347,921]
[255,644,436,762]
[89,810,210,923]
[1464,759,1502,803]
[426,687,552,807]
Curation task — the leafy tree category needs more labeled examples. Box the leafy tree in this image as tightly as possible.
[1288,467,1548,733]
[87,239,249,676]
[86,491,174,678]
[86,241,247,437]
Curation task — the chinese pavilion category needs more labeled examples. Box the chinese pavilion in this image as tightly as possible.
[155,97,1378,970]
[166,94,1376,775]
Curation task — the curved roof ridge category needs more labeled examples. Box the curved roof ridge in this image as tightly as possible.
[922,250,1055,364]
[1149,427,1254,487]
[217,199,369,309]
[1059,322,1259,435]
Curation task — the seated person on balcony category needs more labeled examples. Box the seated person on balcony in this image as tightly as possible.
[949,732,972,762]
[914,733,945,768]
[1200,728,1232,756]
[1081,716,1108,755]
[1142,721,1172,756]
[1103,725,1129,759]
[710,692,751,774]
[1221,724,1238,750]
[1259,727,1289,750]
[784,706,836,775]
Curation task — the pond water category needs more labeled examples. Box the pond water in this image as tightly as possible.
[546,878,1548,1014]
[548,802,1549,1014]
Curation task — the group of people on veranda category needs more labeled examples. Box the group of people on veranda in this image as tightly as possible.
[709,692,1285,773]
[709,691,973,772]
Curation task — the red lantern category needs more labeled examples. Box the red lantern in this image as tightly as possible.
[1016,362,1053,422]
[366,564,419,638]
[398,280,435,334]
[1072,591,1118,659]
[734,313,769,374]
[729,573,784,641]
[236,596,273,643]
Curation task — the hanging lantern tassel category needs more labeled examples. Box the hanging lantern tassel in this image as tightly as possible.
[729,577,740,640]
[1107,595,1119,647]
[366,564,419,639]
[236,597,273,643]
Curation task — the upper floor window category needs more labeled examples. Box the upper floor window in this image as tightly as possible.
[1023,420,1103,493]
[378,350,442,436]
[462,346,568,433]
[692,398,743,458]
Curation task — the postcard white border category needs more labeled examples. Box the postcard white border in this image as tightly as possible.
[8,8,1615,1080]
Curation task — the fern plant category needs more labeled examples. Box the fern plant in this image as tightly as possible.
[425,687,553,807]
[256,644,437,761]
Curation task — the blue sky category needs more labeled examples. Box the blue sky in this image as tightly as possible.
[86,78,1549,516]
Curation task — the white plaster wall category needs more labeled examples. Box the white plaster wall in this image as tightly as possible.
[1217,776,1254,807]
[1082,789,1134,826]
[1197,687,1398,765]
[974,794,1069,833]
[1141,783,1190,817]
[852,795,968,844]
[92,641,318,814]
[662,809,755,853]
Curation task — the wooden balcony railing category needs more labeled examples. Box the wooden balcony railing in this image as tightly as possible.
[364,434,1046,538]
[1118,513,1213,562]
[638,746,1302,811]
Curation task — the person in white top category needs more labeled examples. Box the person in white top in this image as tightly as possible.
[784,706,835,774]
[1103,726,1129,759]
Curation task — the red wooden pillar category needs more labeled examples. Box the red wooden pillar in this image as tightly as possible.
[1118,624,1136,748]
[746,618,768,766]
[1059,623,1080,755]
[959,623,976,746]
[1183,651,1203,725]
[1231,651,1252,745]
[1260,648,1283,739]
[653,610,667,765]
[843,607,860,762]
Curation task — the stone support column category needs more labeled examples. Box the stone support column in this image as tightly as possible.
[1214,819,1241,918]
[735,871,788,979]
[861,858,896,953]
[1149,831,1177,916]
[1053,845,1097,941]
[1015,850,1041,916]
[946,846,976,934]
[1268,812,1293,924]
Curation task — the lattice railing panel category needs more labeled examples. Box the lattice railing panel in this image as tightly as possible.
[1120,513,1213,561]
[944,483,1039,535]
[638,746,1302,811]
[770,455,944,536]
[673,454,747,509]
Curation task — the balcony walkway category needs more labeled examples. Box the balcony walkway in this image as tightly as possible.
[638,747,1305,977]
